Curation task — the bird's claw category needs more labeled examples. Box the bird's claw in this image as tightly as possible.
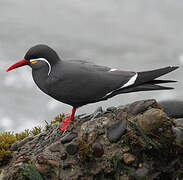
[59,115,73,134]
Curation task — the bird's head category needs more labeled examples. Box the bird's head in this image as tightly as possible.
[6,44,60,75]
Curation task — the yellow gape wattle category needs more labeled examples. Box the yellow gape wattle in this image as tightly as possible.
[31,60,38,64]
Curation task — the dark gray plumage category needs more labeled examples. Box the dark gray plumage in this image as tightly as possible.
[17,44,178,108]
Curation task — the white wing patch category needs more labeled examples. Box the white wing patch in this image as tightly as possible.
[102,73,138,98]
[121,73,138,88]
[109,68,117,72]
[30,58,52,75]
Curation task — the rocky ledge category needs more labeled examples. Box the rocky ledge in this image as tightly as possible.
[0,99,183,180]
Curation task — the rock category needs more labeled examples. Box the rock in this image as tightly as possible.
[135,163,150,177]
[159,100,183,118]
[62,163,71,170]
[128,99,159,115]
[121,146,130,153]
[175,118,183,128]
[10,142,19,151]
[38,132,47,137]
[48,141,63,152]
[172,127,183,144]
[35,148,44,155]
[173,119,183,144]
[34,133,46,144]
[119,175,130,180]
[137,108,167,132]
[61,132,77,144]
[116,110,128,121]
[41,139,50,147]
[47,159,58,167]
[81,116,110,134]
[50,132,59,142]
[15,155,30,163]
[91,142,104,157]
[66,142,79,155]
[98,129,105,135]
[107,120,127,143]
[17,163,43,180]
[91,106,104,119]
[87,132,98,143]
[1,99,182,180]
[34,155,55,174]
[82,107,104,121]
[106,106,117,112]
[0,169,4,180]
[123,153,136,165]
[60,152,67,160]
[35,161,49,173]
[11,136,34,151]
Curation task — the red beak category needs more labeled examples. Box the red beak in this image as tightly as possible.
[6,59,30,72]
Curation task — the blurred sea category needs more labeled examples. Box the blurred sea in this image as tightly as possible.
[0,0,183,132]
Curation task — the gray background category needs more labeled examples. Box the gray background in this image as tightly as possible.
[0,0,182,132]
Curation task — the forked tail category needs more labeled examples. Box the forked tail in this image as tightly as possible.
[105,66,179,98]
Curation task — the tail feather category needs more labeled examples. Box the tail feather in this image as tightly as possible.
[105,83,174,99]
[119,83,174,94]
[149,79,177,84]
[100,66,178,101]
[135,66,179,86]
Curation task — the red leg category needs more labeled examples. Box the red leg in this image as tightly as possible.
[59,108,76,132]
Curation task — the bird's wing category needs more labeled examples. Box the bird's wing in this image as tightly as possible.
[46,61,178,107]
[67,59,111,72]
[46,60,136,106]
[68,59,94,64]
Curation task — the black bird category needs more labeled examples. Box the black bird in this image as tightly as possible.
[6,44,179,132]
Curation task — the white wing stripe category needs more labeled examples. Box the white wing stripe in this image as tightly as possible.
[121,73,138,88]
[102,73,138,98]
[109,68,117,72]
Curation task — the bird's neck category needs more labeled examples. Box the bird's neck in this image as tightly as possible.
[32,67,49,93]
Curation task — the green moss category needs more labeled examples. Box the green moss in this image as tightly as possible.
[112,156,147,180]
[15,129,30,141]
[0,126,42,166]
[112,156,122,180]
[123,116,177,152]
[79,142,93,160]
[0,113,65,166]
[54,113,65,122]
[45,113,64,130]
[18,163,43,180]
[0,132,16,164]
[30,126,42,136]
[121,116,183,178]
[76,134,95,164]
[123,130,143,152]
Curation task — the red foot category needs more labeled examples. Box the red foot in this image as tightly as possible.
[59,108,76,132]
[59,115,74,131]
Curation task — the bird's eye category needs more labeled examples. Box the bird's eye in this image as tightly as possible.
[30,58,51,75]
[30,60,39,64]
